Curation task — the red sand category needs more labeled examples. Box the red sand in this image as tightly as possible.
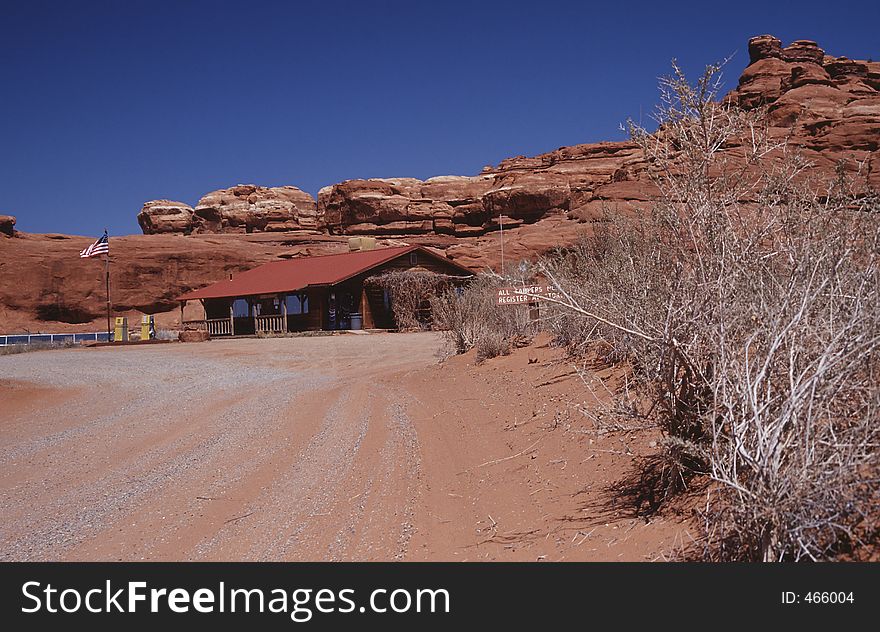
[0,333,691,561]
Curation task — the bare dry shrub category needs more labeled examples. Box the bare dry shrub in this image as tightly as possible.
[541,218,665,364]
[539,61,880,560]
[430,274,533,361]
[369,270,450,331]
[0,340,76,355]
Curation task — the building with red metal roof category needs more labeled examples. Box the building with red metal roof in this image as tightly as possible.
[177,244,472,335]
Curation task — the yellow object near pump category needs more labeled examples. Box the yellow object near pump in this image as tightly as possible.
[140,315,154,341]
[114,316,129,342]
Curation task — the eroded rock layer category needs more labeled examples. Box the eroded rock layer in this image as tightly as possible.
[138,185,319,235]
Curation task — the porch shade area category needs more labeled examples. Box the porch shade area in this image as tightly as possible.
[201,291,319,336]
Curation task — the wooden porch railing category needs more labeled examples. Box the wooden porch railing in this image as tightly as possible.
[255,314,285,333]
[206,318,232,336]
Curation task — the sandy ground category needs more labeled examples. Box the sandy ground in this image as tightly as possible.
[0,332,690,561]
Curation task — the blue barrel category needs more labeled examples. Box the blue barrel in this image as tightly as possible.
[350,313,363,330]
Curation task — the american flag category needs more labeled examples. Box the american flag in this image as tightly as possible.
[80,231,110,258]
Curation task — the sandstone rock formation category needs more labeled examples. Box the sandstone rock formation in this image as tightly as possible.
[319,176,494,236]
[0,214,15,237]
[193,185,319,234]
[137,200,195,235]
[316,142,656,239]
[728,35,880,193]
[138,185,320,235]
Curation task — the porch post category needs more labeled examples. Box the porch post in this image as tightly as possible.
[179,301,185,327]
[360,287,374,329]
[281,294,288,332]
[229,300,235,336]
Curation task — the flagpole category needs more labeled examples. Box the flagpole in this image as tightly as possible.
[499,212,504,275]
[105,229,111,342]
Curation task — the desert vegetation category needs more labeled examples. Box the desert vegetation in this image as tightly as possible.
[372,269,535,360]
[439,62,879,561]
[430,272,535,361]
[368,270,449,331]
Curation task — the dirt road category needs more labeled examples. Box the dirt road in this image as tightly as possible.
[0,333,687,561]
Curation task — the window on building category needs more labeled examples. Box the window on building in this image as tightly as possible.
[232,298,249,317]
[286,293,309,315]
[409,252,418,265]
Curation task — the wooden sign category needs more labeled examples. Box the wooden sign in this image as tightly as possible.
[496,285,563,305]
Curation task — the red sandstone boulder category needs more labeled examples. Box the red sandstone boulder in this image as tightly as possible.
[825,57,869,81]
[318,171,574,238]
[784,63,833,90]
[748,35,783,64]
[728,35,879,174]
[0,214,15,237]
[482,180,569,219]
[319,177,480,235]
[137,200,195,235]
[782,40,825,64]
[420,175,495,202]
[194,185,319,234]
[179,329,210,342]
[735,56,793,107]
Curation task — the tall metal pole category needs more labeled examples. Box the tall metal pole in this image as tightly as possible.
[499,213,504,275]
[105,230,111,342]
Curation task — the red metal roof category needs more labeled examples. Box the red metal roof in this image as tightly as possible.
[178,245,471,301]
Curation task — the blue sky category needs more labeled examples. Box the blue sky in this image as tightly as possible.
[1,0,878,235]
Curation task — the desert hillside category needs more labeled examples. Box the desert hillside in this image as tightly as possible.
[1,35,877,334]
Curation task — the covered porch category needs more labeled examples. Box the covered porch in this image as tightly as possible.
[180,279,390,336]
[176,245,474,337]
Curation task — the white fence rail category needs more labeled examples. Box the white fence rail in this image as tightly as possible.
[0,332,112,347]
[255,315,285,333]
[206,318,232,336]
